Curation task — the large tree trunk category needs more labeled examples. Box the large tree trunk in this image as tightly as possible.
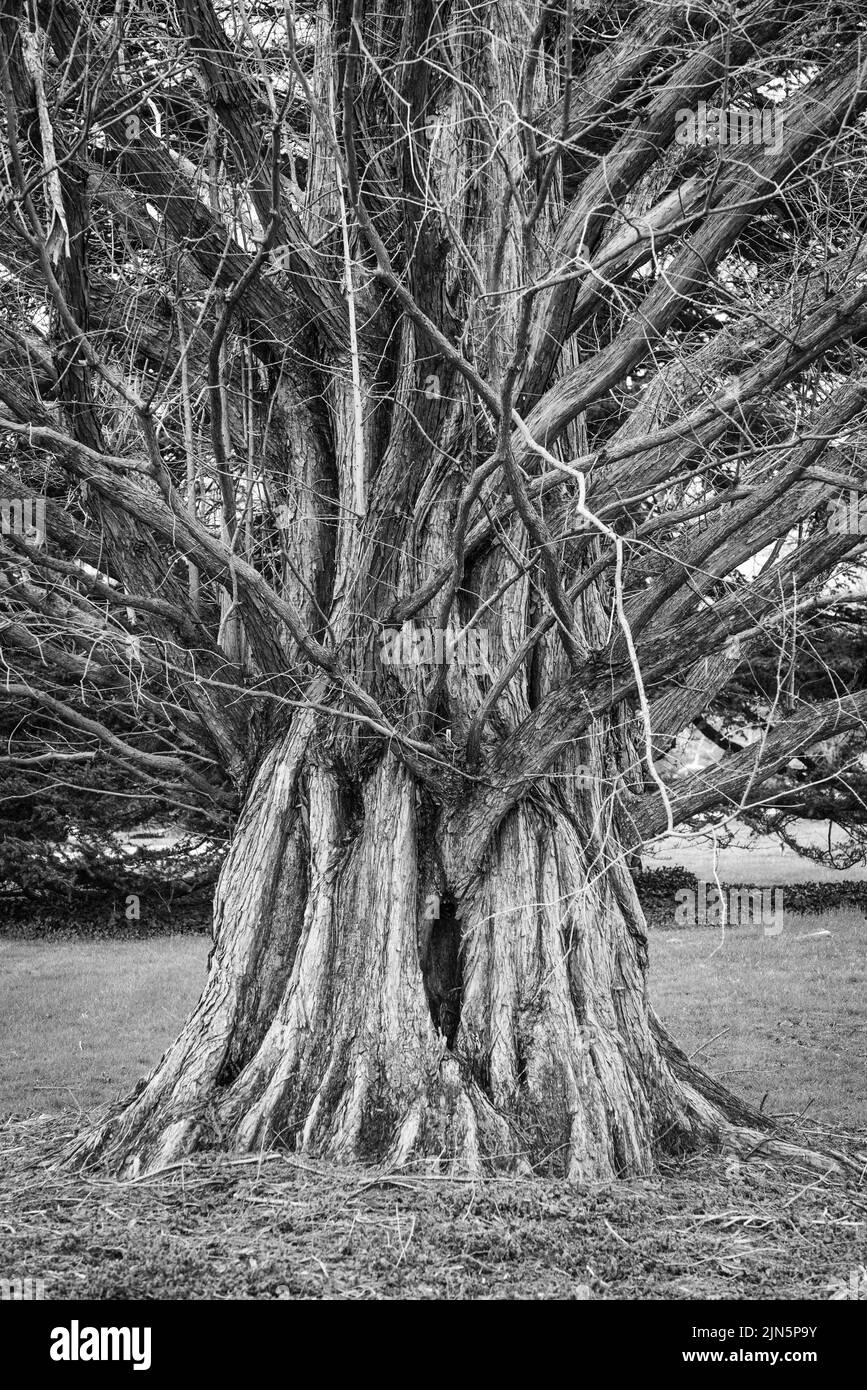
[68,725,744,1180]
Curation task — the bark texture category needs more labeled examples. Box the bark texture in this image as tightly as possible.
[69,728,764,1180]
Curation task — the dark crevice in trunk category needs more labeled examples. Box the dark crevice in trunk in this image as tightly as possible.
[514,1032,528,1090]
[420,893,463,1047]
[526,587,543,711]
[337,764,366,831]
[312,452,339,644]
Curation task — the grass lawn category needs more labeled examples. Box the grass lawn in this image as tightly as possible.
[651,908,867,1131]
[2,911,864,1129]
[0,915,865,1299]
[0,936,209,1117]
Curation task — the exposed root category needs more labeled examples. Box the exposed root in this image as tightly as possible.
[650,1015,855,1179]
[720,1125,858,1178]
[651,1009,771,1130]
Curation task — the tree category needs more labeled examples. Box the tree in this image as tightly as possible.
[2,0,867,1179]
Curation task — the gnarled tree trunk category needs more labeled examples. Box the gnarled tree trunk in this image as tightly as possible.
[70,718,751,1180]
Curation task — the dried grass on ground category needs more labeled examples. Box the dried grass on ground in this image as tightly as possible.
[1,1115,865,1300]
